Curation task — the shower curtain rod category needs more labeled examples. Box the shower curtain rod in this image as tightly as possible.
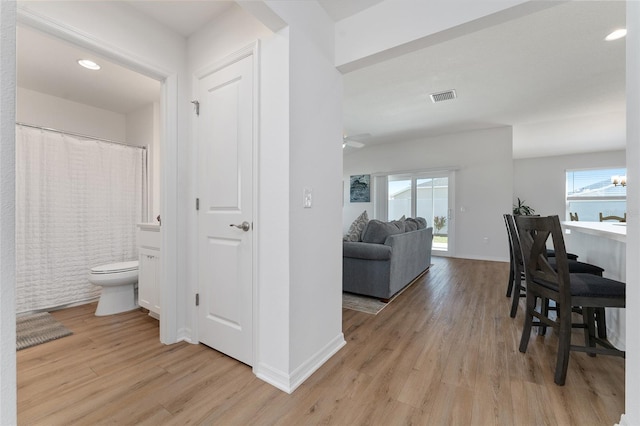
[16,122,147,150]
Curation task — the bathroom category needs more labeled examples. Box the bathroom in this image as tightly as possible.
[16,24,162,317]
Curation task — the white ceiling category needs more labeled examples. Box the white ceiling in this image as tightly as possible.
[342,1,626,158]
[16,1,626,159]
[17,25,161,114]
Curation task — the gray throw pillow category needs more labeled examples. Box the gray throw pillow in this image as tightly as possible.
[411,217,427,229]
[361,219,405,244]
[343,210,369,242]
[404,219,418,232]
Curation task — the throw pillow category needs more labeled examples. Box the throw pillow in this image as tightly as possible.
[404,219,418,232]
[414,217,427,229]
[361,219,405,244]
[344,210,369,242]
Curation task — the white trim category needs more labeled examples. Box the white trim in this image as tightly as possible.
[371,166,459,178]
[255,333,346,394]
[193,42,257,80]
[615,414,630,426]
[16,7,180,345]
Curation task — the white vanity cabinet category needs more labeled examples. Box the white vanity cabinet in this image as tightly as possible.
[137,223,161,318]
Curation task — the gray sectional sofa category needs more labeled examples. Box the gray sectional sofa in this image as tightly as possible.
[343,217,433,300]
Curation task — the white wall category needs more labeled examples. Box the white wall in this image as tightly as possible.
[17,87,126,142]
[268,2,346,385]
[127,103,160,222]
[0,3,16,423]
[513,150,626,218]
[344,126,513,262]
[624,2,640,424]
[189,1,345,393]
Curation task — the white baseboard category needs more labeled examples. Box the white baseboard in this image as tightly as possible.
[615,414,629,426]
[255,333,346,394]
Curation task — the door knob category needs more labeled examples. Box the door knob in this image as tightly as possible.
[230,221,251,232]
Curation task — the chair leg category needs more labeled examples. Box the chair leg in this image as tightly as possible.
[538,298,550,336]
[519,291,536,353]
[509,272,524,318]
[595,307,608,339]
[509,282,520,318]
[506,254,515,297]
[554,305,572,386]
[583,307,597,357]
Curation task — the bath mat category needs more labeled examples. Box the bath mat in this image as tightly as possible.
[16,312,72,351]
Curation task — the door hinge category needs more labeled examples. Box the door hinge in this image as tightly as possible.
[196,198,200,211]
[191,100,200,116]
[195,293,200,306]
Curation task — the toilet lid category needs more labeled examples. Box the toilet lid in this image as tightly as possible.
[91,260,139,274]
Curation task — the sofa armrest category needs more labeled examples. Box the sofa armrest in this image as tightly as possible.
[343,241,392,260]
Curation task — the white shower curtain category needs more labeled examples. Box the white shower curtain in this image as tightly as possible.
[16,126,147,313]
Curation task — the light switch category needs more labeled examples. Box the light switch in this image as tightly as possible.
[303,187,313,208]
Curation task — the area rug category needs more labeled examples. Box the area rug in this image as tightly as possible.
[342,264,434,315]
[16,312,73,351]
[343,293,389,315]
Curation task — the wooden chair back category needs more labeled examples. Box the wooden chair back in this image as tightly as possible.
[599,212,626,222]
[515,215,572,307]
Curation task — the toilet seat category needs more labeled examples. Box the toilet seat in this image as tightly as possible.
[91,260,138,274]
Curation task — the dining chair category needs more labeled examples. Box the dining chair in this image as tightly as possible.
[599,212,626,222]
[504,214,591,319]
[515,215,625,385]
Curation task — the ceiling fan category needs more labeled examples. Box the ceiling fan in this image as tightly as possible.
[343,133,370,149]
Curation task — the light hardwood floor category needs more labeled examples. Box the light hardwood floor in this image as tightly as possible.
[17,257,624,425]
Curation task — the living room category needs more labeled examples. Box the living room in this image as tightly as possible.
[341,0,634,423]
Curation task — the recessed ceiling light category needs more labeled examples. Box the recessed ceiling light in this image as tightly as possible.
[77,59,101,70]
[605,29,627,41]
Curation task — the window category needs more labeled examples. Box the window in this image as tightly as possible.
[566,168,626,221]
[386,173,452,253]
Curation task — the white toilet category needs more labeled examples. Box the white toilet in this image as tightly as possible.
[89,260,139,316]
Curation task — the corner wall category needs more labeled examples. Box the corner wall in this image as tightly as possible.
[0,2,16,423]
[343,126,513,262]
[624,2,640,424]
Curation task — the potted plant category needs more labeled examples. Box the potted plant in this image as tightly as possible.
[513,198,535,215]
[433,215,447,235]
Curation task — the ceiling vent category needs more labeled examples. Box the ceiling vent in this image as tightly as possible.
[430,89,457,103]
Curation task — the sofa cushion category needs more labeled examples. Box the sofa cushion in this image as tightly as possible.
[343,241,392,260]
[361,219,405,244]
[344,210,369,242]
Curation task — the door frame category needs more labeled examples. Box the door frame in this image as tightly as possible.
[16,7,179,344]
[191,42,260,366]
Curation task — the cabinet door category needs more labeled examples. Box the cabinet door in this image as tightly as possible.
[138,248,159,313]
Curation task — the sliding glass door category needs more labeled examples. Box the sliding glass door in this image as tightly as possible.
[387,172,454,255]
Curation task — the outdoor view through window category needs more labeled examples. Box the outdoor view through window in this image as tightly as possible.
[388,176,449,251]
[566,168,626,221]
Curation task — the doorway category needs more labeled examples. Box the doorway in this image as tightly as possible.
[15,23,166,321]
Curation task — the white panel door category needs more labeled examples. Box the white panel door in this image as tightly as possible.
[197,53,254,366]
